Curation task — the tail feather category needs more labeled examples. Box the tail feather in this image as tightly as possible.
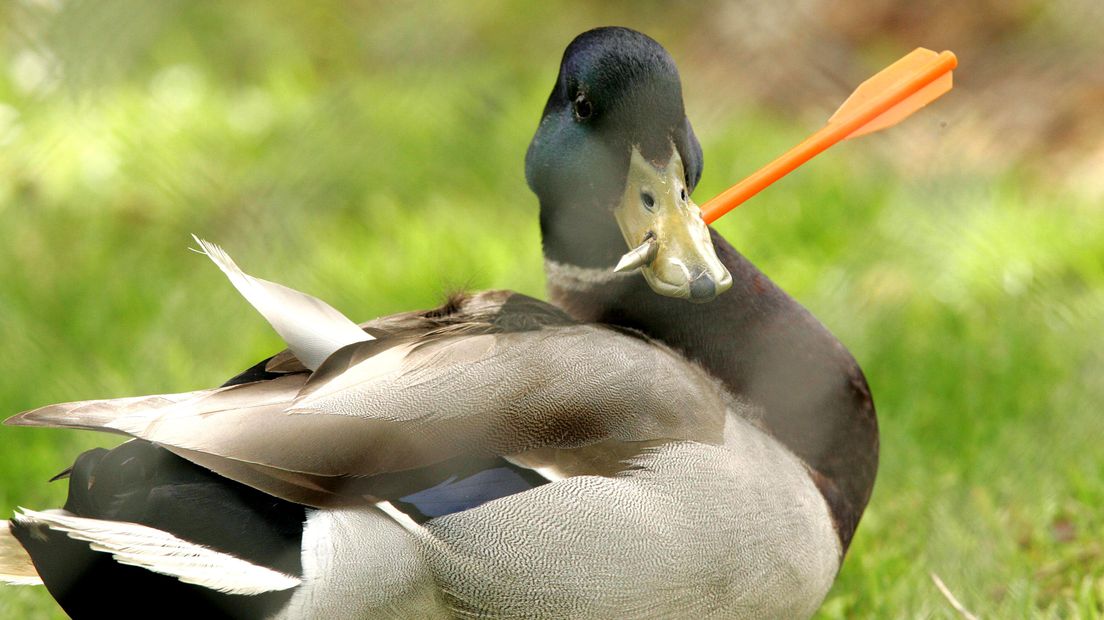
[0,521,42,586]
[13,509,299,595]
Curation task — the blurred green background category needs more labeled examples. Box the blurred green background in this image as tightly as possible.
[1,1,1102,617]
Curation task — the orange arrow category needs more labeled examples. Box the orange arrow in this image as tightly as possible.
[701,48,957,225]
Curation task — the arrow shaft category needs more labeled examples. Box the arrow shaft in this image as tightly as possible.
[701,122,843,224]
[701,50,957,225]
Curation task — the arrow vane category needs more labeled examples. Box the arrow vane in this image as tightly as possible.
[701,48,957,225]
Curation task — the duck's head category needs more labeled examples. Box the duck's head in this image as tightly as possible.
[527,27,731,303]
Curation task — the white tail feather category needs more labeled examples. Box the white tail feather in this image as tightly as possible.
[0,521,41,586]
[191,236,372,371]
[15,509,300,595]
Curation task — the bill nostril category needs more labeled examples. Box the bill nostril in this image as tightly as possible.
[689,273,716,300]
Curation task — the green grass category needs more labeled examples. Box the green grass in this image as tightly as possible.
[1,3,1102,618]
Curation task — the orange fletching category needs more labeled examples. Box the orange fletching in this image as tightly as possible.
[701,48,957,225]
[830,48,955,139]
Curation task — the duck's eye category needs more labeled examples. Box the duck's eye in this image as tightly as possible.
[680,187,688,202]
[573,92,593,121]
[641,191,656,212]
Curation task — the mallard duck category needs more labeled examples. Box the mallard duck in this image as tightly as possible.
[0,27,876,619]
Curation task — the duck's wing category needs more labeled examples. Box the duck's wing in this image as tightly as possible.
[7,241,725,507]
[9,308,722,506]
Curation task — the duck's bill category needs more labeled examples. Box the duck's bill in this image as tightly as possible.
[613,147,732,303]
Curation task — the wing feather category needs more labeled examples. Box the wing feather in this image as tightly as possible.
[192,236,371,371]
[6,389,211,431]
